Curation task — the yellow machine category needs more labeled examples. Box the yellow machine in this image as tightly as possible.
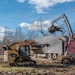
[3,40,38,66]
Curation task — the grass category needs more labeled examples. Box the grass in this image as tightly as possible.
[0,63,37,73]
[0,63,43,73]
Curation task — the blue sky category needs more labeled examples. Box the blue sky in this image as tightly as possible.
[0,0,75,40]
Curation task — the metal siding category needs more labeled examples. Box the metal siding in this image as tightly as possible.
[34,36,63,54]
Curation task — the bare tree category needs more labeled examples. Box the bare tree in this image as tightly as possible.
[26,30,39,40]
[2,27,14,45]
[14,26,25,41]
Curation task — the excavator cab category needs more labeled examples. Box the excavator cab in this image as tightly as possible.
[18,45,30,59]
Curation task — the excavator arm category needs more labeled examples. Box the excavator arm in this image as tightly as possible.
[2,40,38,51]
[48,14,73,39]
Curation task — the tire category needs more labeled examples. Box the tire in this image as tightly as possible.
[47,53,52,60]
[53,54,56,60]
[57,54,61,60]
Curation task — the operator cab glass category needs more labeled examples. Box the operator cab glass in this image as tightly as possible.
[19,45,30,58]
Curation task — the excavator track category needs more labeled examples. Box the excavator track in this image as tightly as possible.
[14,56,36,66]
[61,55,74,64]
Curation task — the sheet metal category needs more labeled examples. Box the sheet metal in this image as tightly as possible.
[34,35,63,54]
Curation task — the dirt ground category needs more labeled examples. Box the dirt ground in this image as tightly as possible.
[0,57,75,75]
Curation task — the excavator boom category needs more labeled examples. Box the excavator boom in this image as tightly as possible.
[48,14,73,39]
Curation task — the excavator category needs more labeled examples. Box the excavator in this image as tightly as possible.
[48,14,73,38]
[48,14,75,64]
[3,40,38,66]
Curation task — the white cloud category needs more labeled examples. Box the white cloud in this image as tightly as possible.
[19,20,51,30]
[0,27,14,41]
[0,33,5,41]
[29,0,74,13]
[0,27,13,33]
[19,22,30,27]
[0,27,5,33]
[29,20,51,30]
[17,0,25,3]
[42,20,51,26]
